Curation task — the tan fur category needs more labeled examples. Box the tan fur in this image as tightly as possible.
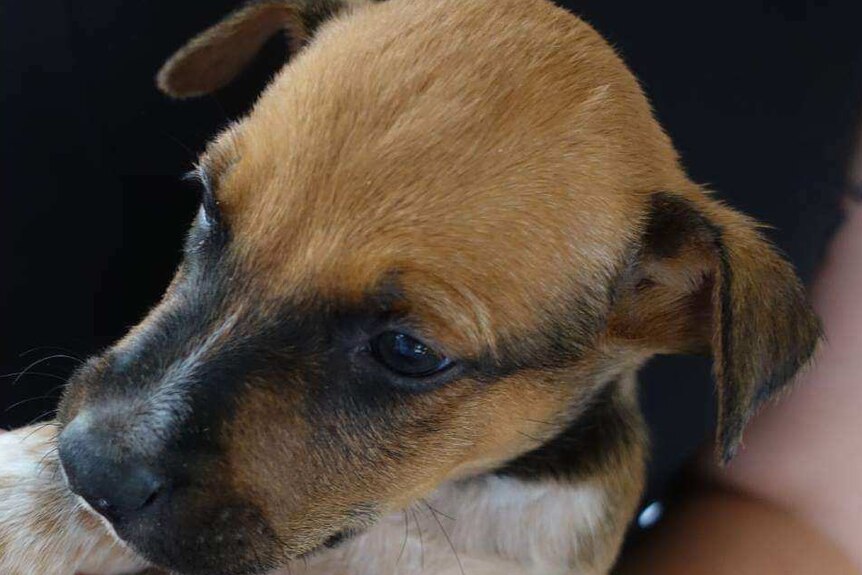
[0,0,818,574]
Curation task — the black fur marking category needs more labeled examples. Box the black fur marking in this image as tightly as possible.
[643,191,727,358]
[494,379,640,482]
[299,1,384,40]
[715,220,739,461]
[643,192,721,260]
[643,192,819,462]
[463,280,611,383]
[67,247,616,488]
[644,193,738,457]
[59,200,623,568]
[300,0,345,37]
[71,230,618,461]
[320,529,352,550]
[127,498,280,575]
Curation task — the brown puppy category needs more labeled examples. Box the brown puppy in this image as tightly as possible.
[0,1,819,574]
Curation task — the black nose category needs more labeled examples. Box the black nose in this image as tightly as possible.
[59,414,168,525]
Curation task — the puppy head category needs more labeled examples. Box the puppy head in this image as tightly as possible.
[57,1,819,573]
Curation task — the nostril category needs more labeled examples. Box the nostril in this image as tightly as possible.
[136,476,169,514]
[59,416,170,524]
[142,484,163,509]
[75,467,168,524]
[118,467,168,513]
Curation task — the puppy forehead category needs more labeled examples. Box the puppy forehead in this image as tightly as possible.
[204,0,674,345]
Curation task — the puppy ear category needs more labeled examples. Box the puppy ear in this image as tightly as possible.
[157,0,368,98]
[609,192,820,463]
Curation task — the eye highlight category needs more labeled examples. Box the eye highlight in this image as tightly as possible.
[370,332,452,377]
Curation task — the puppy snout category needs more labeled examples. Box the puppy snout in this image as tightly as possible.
[59,413,169,526]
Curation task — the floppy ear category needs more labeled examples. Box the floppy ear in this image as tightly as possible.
[609,192,821,463]
[157,0,370,98]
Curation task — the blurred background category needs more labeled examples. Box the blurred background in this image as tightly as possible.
[2,0,862,516]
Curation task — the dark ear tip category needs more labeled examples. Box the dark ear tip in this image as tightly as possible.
[715,320,821,466]
[716,418,744,465]
[717,433,741,466]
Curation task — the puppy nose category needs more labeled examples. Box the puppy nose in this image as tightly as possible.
[59,414,168,525]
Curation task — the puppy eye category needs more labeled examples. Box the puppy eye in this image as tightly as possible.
[185,166,220,227]
[200,184,220,227]
[371,332,452,377]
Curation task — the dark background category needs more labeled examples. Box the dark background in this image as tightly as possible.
[2,0,861,513]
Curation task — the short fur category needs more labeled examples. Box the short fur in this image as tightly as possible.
[0,1,819,574]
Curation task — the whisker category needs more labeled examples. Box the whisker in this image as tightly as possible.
[422,501,455,522]
[49,458,62,483]
[410,506,425,571]
[524,418,557,427]
[19,346,83,360]
[9,354,84,386]
[516,429,543,443]
[208,93,231,123]
[396,509,409,567]
[4,384,68,415]
[0,371,70,383]
[161,130,197,161]
[20,420,55,443]
[4,395,57,414]
[421,499,464,575]
[24,409,60,430]
[36,445,60,477]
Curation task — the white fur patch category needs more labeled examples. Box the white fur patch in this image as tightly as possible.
[285,476,608,575]
[0,426,145,575]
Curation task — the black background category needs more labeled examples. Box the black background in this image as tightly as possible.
[2,0,862,505]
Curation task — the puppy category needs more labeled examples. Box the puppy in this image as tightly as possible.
[0,1,820,574]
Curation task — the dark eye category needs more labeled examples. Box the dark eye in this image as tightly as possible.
[185,166,220,227]
[371,332,452,377]
[200,180,220,227]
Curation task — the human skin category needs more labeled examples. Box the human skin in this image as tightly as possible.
[705,195,862,567]
[618,162,862,574]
